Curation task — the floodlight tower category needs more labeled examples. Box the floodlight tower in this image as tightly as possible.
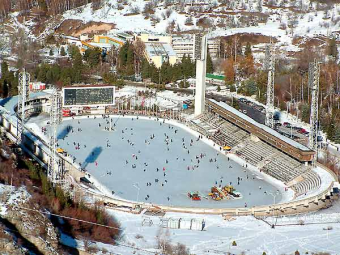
[48,88,63,184]
[265,44,275,128]
[308,59,320,157]
[194,33,208,116]
[17,70,30,144]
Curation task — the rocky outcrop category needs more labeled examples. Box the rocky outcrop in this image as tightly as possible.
[0,231,27,255]
[0,186,59,255]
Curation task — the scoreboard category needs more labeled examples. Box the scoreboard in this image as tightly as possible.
[62,86,115,107]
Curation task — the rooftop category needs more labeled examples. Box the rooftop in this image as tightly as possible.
[209,99,312,152]
[0,91,49,115]
[145,42,176,57]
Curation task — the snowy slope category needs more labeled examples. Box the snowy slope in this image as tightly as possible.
[61,0,340,52]
[60,204,340,255]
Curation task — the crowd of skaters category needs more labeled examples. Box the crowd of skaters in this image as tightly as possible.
[57,114,277,206]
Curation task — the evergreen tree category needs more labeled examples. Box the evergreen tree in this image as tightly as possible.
[301,104,310,123]
[327,117,335,141]
[181,54,195,78]
[141,59,151,79]
[9,71,18,96]
[38,0,48,13]
[333,125,340,143]
[117,42,135,75]
[60,46,66,56]
[37,66,48,83]
[72,51,83,83]
[244,79,257,96]
[232,98,240,110]
[245,42,252,57]
[45,64,61,84]
[125,45,135,75]
[85,48,101,68]
[73,51,83,70]
[49,49,53,56]
[1,61,18,97]
[119,42,129,66]
[179,77,189,88]
[327,37,338,60]
[150,64,159,83]
[2,80,8,97]
[69,45,80,59]
[160,61,172,84]
[103,73,117,85]
[206,49,214,74]
[1,61,9,77]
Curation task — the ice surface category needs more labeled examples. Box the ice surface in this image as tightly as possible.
[54,116,282,208]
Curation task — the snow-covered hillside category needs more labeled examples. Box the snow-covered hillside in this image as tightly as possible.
[61,0,340,51]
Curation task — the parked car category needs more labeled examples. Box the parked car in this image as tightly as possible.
[258,106,265,112]
[283,122,290,126]
[298,128,307,134]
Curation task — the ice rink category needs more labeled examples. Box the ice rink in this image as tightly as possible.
[52,116,281,208]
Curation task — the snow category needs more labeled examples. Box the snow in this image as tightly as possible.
[115,86,193,109]
[59,202,340,255]
[59,0,340,58]
[0,184,30,216]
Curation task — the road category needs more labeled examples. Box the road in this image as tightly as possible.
[237,101,265,124]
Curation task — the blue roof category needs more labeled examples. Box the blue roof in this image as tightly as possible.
[0,91,49,114]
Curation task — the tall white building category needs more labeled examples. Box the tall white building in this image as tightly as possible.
[172,35,220,60]
[172,35,194,59]
[194,34,207,116]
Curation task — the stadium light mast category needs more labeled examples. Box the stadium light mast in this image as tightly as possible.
[308,59,320,160]
[17,70,30,144]
[265,43,275,128]
[48,88,63,184]
[194,32,208,116]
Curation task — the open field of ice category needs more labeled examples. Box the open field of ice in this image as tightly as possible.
[49,115,283,208]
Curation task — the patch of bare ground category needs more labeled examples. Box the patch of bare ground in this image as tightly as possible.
[56,19,115,37]
[221,33,277,45]
[288,36,328,58]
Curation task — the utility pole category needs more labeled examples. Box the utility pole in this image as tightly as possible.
[17,70,30,144]
[265,43,275,128]
[308,59,320,162]
[48,88,63,184]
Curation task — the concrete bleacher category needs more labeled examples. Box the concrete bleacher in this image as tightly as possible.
[192,112,249,148]
[191,111,321,197]
[236,139,277,166]
[290,171,322,197]
[261,153,308,183]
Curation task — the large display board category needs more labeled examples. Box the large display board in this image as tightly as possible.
[63,86,115,107]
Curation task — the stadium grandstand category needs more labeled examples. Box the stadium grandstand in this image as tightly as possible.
[191,99,320,198]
